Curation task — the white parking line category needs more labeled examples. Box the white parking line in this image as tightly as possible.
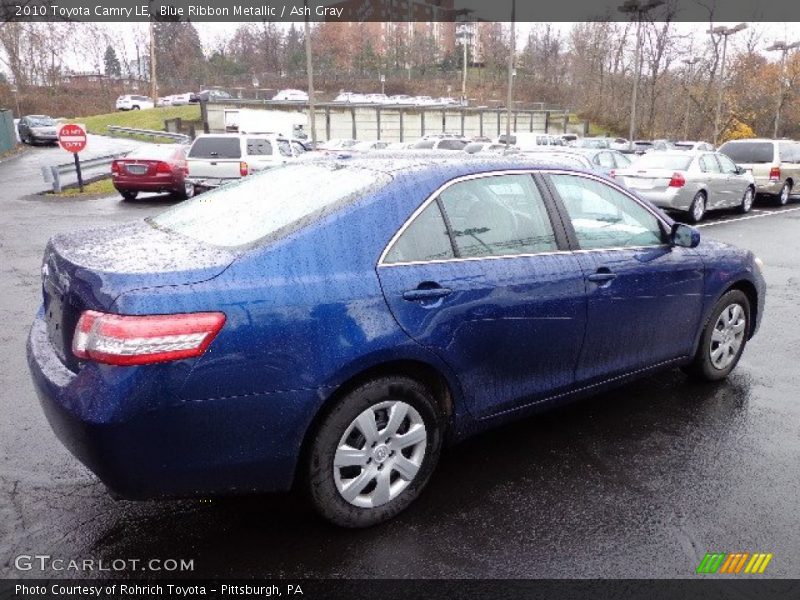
[696,205,800,228]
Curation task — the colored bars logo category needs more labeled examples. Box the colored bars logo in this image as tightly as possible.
[696,552,773,574]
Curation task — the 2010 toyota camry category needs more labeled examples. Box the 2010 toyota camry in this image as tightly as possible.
[27,156,765,527]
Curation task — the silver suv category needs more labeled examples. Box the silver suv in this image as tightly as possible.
[718,139,800,205]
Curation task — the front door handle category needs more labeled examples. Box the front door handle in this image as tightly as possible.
[587,271,617,283]
[402,287,453,301]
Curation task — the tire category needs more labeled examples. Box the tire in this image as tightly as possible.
[306,376,443,528]
[775,181,792,206]
[739,186,755,214]
[175,181,195,200]
[132,105,140,111]
[687,191,706,223]
[686,290,750,381]
[120,190,138,201]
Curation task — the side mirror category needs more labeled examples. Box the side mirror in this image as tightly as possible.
[670,223,700,248]
[735,166,745,175]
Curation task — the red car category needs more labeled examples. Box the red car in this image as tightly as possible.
[111,145,193,201]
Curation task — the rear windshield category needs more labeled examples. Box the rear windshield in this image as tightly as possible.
[28,117,56,126]
[630,154,692,170]
[718,141,774,164]
[150,163,390,248]
[126,145,180,160]
[189,137,242,159]
[413,140,436,149]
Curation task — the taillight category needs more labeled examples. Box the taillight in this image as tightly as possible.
[240,161,249,176]
[111,161,120,174]
[769,166,780,181]
[155,161,172,174]
[668,172,686,187]
[72,310,225,366]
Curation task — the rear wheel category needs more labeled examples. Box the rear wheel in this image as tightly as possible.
[175,181,195,200]
[306,376,443,528]
[120,190,138,201]
[739,187,754,214]
[687,191,706,223]
[686,290,750,381]
[775,181,792,206]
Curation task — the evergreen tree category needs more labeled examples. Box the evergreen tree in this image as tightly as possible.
[103,45,121,77]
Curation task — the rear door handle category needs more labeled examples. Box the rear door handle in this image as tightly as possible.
[587,271,617,283]
[402,288,453,301]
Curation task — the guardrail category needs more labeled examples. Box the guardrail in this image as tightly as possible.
[107,126,191,144]
[41,152,127,193]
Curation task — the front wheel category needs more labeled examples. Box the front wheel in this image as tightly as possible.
[686,290,750,381]
[687,191,706,223]
[306,376,443,527]
[739,187,754,214]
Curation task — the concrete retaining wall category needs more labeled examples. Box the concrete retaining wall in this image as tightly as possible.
[0,110,16,154]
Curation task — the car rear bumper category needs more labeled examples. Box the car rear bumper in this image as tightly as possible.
[633,187,693,211]
[27,310,315,498]
[113,178,183,194]
[752,179,784,195]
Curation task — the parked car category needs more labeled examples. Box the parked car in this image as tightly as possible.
[318,138,358,151]
[519,147,631,178]
[186,133,298,191]
[333,92,367,103]
[348,140,390,153]
[718,138,800,206]
[617,151,756,222]
[498,132,565,149]
[17,115,58,145]
[412,137,469,151]
[561,133,581,146]
[413,95,438,106]
[27,156,765,527]
[197,89,232,102]
[115,95,154,111]
[650,139,677,152]
[577,137,612,150]
[674,140,715,152]
[156,96,173,107]
[111,144,192,201]
[363,94,390,104]
[169,93,194,106]
[388,95,417,105]
[272,89,309,102]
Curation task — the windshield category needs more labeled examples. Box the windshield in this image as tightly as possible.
[630,154,692,170]
[29,116,56,127]
[150,163,390,248]
[718,141,774,164]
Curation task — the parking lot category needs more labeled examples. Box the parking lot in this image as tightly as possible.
[1,142,799,579]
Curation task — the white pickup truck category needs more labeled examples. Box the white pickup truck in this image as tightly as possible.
[186,133,308,191]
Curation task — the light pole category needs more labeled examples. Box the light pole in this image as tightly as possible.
[708,23,747,145]
[505,0,516,145]
[618,0,664,152]
[682,56,700,140]
[766,40,800,139]
[457,24,472,100]
[303,0,317,145]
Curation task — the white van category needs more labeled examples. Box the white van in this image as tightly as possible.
[496,132,565,150]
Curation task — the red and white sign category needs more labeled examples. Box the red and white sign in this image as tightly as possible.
[57,123,87,153]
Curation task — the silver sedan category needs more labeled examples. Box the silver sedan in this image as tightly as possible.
[616,151,756,222]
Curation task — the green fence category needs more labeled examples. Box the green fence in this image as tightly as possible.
[0,110,16,154]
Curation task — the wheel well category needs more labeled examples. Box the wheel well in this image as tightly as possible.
[785,178,794,189]
[727,280,758,338]
[293,360,455,487]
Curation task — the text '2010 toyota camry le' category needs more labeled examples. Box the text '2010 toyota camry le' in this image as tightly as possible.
[27,155,765,527]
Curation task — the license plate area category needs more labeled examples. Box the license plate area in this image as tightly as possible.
[125,164,147,175]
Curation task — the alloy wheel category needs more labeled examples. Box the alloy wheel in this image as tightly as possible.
[742,188,754,212]
[780,183,791,205]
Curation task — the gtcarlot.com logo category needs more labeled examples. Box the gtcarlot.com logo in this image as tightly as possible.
[14,554,194,573]
[696,552,773,574]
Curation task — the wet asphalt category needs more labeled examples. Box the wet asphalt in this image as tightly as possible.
[0,143,798,579]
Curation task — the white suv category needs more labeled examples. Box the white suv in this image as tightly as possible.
[272,89,309,102]
[186,133,303,191]
[116,95,154,111]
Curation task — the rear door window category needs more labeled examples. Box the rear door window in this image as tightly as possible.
[778,142,800,163]
[383,203,454,264]
[246,138,272,156]
[719,141,775,164]
[189,137,242,159]
[699,154,721,173]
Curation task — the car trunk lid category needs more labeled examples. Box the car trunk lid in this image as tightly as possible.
[620,168,679,192]
[41,221,237,370]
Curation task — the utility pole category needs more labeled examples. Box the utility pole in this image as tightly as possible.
[708,23,747,145]
[505,0,515,145]
[304,1,317,145]
[149,19,158,105]
[618,0,664,152]
[682,56,700,140]
[766,40,800,139]
[458,24,471,99]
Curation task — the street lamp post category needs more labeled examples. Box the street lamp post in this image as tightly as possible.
[304,0,317,145]
[682,56,700,140]
[618,0,664,152]
[708,23,747,146]
[766,40,800,139]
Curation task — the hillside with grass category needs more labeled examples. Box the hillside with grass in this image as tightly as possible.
[76,105,201,136]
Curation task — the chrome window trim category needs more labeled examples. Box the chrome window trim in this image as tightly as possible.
[377,168,673,268]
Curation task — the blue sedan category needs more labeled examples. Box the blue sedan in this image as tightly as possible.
[27,156,765,527]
